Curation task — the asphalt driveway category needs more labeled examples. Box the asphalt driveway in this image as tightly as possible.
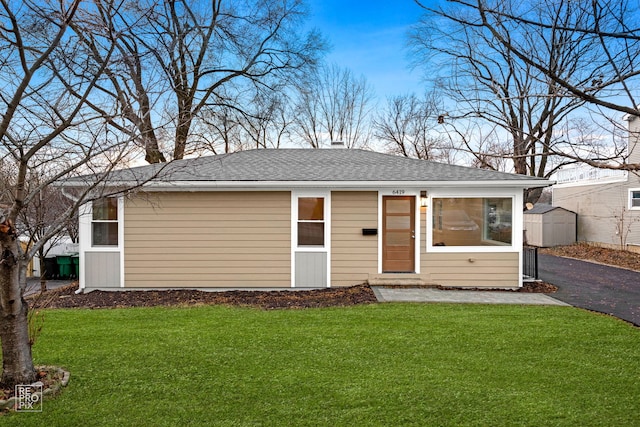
[25,278,75,297]
[538,254,640,326]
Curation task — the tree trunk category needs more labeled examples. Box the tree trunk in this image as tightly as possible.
[0,231,35,387]
[173,113,193,160]
[525,187,543,206]
[141,114,166,164]
[144,137,167,164]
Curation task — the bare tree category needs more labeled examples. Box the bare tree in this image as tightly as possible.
[194,89,293,153]
[0,0,140,387]
[465,130,512,172]
[73,0,325,163]
[293,64,375,148]
[414,0,640,174]
[17,173,76,292]
[235,91,294,150]
[374,92,449,161]
[196,102,243,154]
[411,0,604,203]
[67,1,168,164]
[612,206,640,250]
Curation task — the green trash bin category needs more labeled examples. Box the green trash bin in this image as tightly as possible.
[71,256,79,279]
[56,256,72,279]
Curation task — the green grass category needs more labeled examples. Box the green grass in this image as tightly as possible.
[4,303,640,426]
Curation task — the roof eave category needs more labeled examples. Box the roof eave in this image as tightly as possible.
[93,179,552,191]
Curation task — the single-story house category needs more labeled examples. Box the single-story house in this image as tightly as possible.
[66,147,550,291]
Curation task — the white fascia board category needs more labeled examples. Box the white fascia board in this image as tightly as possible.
[122,179,552,191]
[552,177,627,188]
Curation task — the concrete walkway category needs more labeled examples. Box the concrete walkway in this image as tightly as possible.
[372,286,570,306]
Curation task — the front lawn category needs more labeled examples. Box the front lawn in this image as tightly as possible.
[5,304,640,426]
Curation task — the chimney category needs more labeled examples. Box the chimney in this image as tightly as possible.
[330,141,345,149]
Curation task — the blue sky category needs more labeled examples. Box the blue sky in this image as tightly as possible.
[306,0,428,99]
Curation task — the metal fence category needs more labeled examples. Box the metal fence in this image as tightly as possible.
[523,246,538,279]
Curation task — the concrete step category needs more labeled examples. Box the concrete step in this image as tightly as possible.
[367,273,435,287]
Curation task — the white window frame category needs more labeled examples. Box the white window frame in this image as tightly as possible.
[295,196,327,248]
[629,188,640,210]
[427,189,522,253]
[90,198,120,247]
[79,196,125,290]
[80,197,124,252]
[291,190,331,287]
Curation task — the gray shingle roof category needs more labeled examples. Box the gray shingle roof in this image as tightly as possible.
[69,149,550,186]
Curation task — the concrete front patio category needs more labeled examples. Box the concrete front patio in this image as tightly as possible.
[372,286,570,305]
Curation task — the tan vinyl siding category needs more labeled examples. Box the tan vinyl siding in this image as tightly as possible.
[331,191,378,286]
[420,207,519,287]
[421,252,519,287]
[124,191,291,288]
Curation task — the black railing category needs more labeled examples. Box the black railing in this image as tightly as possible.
[523,246,538,279]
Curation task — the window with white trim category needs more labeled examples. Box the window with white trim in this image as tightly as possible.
[432,197,513,247]
[92,198,118,246]
[297,197,325,246]
[630,189,640,209]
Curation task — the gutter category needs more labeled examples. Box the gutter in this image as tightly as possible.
[59,179,553,191]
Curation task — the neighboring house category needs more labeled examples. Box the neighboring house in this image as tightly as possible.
[64,147,549,291]
[552,114,640,251]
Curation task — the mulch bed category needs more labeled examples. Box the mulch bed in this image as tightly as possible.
[26,243,638,311]
[29,281,556,310]
[540,243,640,272]
[29,283,379,310]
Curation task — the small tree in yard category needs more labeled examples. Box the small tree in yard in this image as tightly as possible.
[18,176,76,292]
[0,0,139,387]
[612,207,640,250]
